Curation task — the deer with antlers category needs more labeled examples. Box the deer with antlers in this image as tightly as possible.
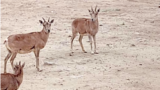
[3,18,54,73]
[1,62,25,90]
[70,6,100,55]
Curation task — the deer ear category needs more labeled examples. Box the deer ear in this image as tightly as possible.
[39,20,43,24]
[22,63,25,68]
[88,9,91,12]
[50,19,54,23]
[97,8,100,12]
[88,9,92,14]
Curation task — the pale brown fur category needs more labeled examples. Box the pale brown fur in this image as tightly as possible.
[1,62,25,90]
[3,18,54,73]
[70,6,100,55]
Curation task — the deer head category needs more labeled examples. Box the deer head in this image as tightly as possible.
[88,6,100,22]
[39,18,54,33]
[13,62,25,75]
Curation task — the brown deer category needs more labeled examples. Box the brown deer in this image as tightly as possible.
[3,18,54,73]
[1,62,25,90]
[70,6,100,55]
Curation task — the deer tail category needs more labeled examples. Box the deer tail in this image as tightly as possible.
[4,38,8,44]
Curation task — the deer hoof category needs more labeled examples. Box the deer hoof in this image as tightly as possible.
[91,51,94,54]
[69,53,73,56]
[37,68,43,72]
[83,51,87,53]
[69,52,74,56]
[38,69,43,72]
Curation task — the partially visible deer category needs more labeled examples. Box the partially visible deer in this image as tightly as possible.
[3,18,54,73]
[1,62,25,90]
[70,6,100,55]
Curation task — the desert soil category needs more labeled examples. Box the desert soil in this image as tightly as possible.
[1,0,160,90]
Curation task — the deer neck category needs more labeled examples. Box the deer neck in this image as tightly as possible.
[91,19,99,28]
[40,29,49,43]
[15,70,23,86]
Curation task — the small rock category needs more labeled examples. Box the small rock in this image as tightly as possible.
[131,44,136,47]
[44,61,55,65]
[122,22,125,25]
[126,79,130,81]
[47,6,50,8]
[115,9,121,11]
[60,84,63,86]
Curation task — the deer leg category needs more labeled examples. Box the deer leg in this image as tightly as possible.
[34,49,42,72]
[89,35,93,54]
[6,85,16,90]
[10,52,17,71]
[4,51,12,73]
[70,33,77,56]
[93,35,98,54]
[79,35,87,53]
[87,36,90,42]
[6,86,12,90]
[71,34,76,53]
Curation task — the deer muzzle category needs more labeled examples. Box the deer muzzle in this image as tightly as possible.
[48,30,50,33]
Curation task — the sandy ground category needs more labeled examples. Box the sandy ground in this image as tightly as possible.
[1,0,160,90]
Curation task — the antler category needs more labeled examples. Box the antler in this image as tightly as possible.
[91,6,94,13]
[95,5,97,12]
[48,17,50,22]
[19,61,21,65]
[42,17,46,22]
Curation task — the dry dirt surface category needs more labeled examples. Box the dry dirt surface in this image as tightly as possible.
[1,0,160,90]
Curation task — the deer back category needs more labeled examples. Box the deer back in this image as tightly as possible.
[5,31,49,54]
[72,18,99,35]
[1,73,19,90]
